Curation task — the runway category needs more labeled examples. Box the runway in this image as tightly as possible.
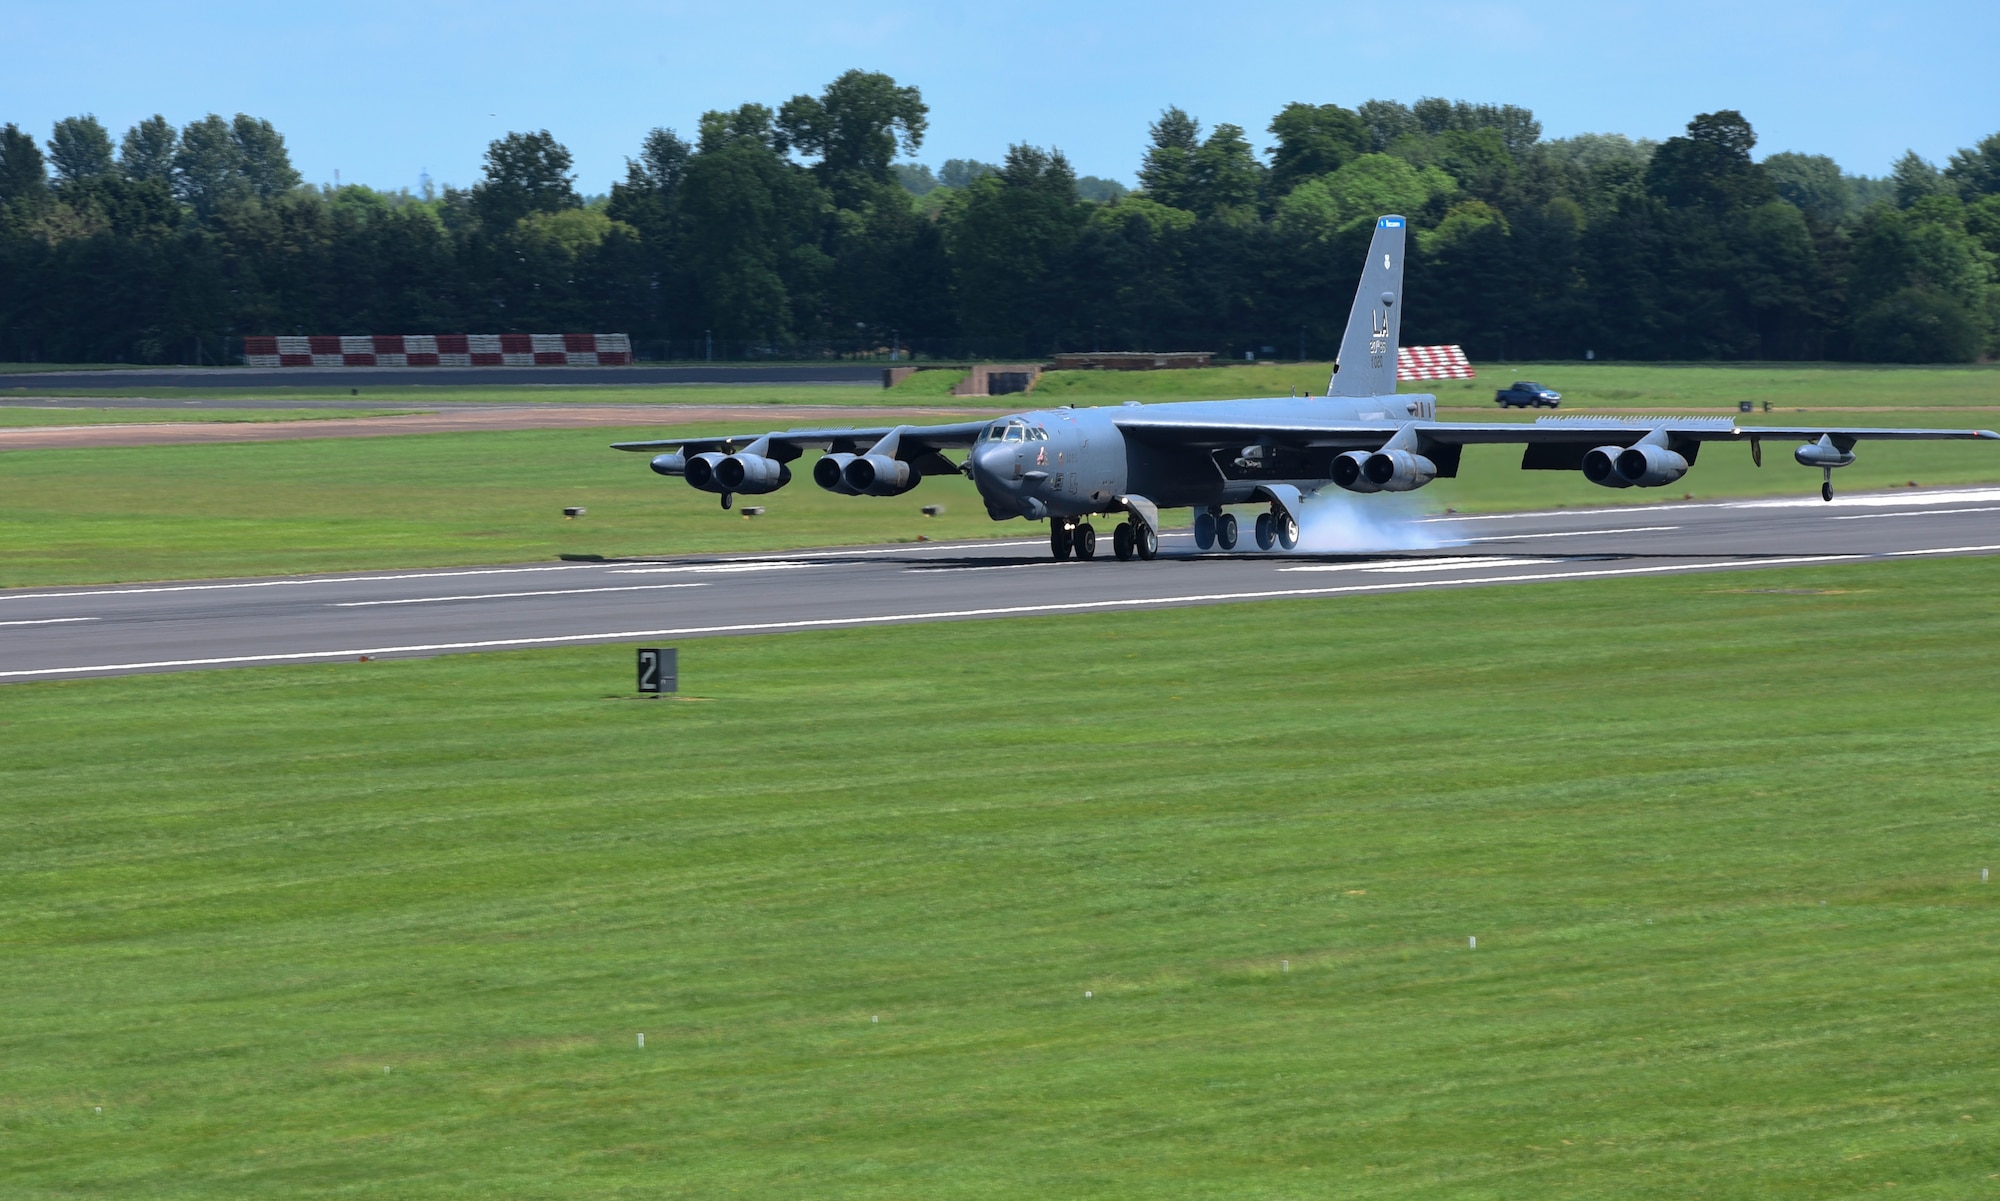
[5,486,1998,683]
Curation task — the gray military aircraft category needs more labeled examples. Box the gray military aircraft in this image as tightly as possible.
[617,215,1998,561]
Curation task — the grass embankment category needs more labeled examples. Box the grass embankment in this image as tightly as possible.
[0,408,414,427]
[6,557,1998,1198]
[4,416,1999,588]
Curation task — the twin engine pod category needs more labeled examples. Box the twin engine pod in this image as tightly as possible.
[1332,448,1437,493]
[1582,443,1689,489]
[677,451,790,495]
[812,452,918,497]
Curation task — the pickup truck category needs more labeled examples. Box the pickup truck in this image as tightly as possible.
[1495,381,1561,408]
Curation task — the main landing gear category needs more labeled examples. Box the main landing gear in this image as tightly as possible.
[1051,519,1152,561]
[1193,507,1238,551]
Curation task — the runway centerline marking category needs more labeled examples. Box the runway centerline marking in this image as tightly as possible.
[1468,526,1678,541]
[0,553,1887,681]
[332,583,709,608]
[1360,557,1561,574]
[610,562,819,575]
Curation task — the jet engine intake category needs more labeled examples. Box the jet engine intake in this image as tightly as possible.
[715,452,789,494]
[844,453,917,496]
[1581,445,1634,489]
[813,453,860,494]
[1331,450,1382,493]
[1614,444,1689,487]
[649,452,686,477]
[1362,449,1437,492]
[683,451,728,493]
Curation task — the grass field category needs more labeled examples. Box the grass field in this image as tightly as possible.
[10,361,2000,411]
[6,555,1998,1198]
[4,416,1999,589]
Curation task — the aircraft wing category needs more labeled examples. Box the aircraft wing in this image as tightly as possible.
[612,419,989,459]
[1113,414,2000,450]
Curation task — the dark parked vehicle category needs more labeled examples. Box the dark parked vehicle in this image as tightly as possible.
[1495,380,1561,408]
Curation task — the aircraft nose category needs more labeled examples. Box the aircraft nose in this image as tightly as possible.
[970,442,1015,486]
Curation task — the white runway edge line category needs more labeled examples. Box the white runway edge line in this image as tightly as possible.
[1468,526,1678,541]
[0,563,613,604]
[0,617,97,628]
[1833,506,2000,521]
[0,551,1926,681]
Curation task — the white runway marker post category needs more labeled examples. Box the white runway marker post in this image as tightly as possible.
[637,1033,645,1048]
[1282,959,1289,973]
[1984,868,1989,883]
[1469,936,1477,949]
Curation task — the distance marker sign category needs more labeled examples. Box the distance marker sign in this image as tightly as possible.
[637,648,677,694]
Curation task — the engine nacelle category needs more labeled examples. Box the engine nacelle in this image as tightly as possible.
[1615,444,1689,487]
[1331,450,1382,493]
[1362,449,1437,492]
[813,453,860,494]
[715,452,789,494]
[844,453,917,496]
[649,452,686,477]
[1794,437,1855,468]
[683,451,728,493]
[1581,445,1634,489]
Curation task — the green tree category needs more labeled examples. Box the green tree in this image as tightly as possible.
[1944,132,2000,197]
[1890,150,1942,207]
[173,114,247,217]
[939,159,998,189]
[1762,152,1851,222]
[473,130,578,230]
[777,70,927,200]
[119,116,177,184]
[0,123,49,207]
[1266,102,1368,196]
[1645,110,1774,210]
[48,115,115,184]
[231,114,300,200]
[1138,108,1201,209]
[945,144,1085,350]
[1275,153,1453,243]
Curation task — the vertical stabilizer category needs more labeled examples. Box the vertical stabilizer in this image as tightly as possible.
[1327,215,1407,398]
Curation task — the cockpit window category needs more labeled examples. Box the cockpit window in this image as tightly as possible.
[1004,425,1025,442]
[985,425,1007,441]
[1030,426,1048,440]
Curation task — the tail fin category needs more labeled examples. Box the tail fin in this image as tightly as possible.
[1327,215,1407,398]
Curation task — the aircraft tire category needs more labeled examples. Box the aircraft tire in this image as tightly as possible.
[1275,511,1299,550]
[1135,524,1159,560]
[1074,523,1097,560]
[1192,510,1216,550]
[1216,512,1239,550]
[1051,522,1073,560]
[1254,512,1276,551]
[1112,521,1135,561]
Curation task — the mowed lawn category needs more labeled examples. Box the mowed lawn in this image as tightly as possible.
[5,556,1999,1198]
[6,412,2000,588]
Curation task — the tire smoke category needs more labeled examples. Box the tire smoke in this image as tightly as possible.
[1289,489,1463,552]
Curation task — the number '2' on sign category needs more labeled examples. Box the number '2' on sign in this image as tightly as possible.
[637,648,678,694]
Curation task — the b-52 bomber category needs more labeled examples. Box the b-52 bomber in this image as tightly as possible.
[617,215,1998,561]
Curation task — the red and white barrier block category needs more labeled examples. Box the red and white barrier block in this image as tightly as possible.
[1397,344,1475,381]
[243,334,632,368]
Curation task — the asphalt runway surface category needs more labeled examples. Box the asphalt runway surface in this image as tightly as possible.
[6,486,1999,683]
[0,364,888,390]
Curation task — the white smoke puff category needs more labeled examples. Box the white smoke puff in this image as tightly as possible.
[1289,489,1465,553]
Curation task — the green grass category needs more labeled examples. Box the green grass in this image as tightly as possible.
[5,416,1999,589]
[1023,362,2000,410]
[12,361,2000,411]
[6,556,1999,1198]
[0,407,417,426]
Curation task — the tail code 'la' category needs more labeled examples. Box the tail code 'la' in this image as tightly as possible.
[1327,215,1406,398]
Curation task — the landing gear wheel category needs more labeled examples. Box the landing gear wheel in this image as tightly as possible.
[721,491,734,510]
[1254,512,1276,551]
[1216,512,1239,550]
[1073,523,1098,560]
[1135,523,1159,560]
[1112,520,1136,561]
[1192,510,1216,550]
[1051,522,1074,560]
[1274,510,1299,551]
[1822,480,1834,502]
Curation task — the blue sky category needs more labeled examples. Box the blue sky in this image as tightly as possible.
[8,1,1997,194]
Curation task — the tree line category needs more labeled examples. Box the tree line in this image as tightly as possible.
[1,71,1997,365]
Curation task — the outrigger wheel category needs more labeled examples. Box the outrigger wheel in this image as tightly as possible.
[1822,467,1834,503]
